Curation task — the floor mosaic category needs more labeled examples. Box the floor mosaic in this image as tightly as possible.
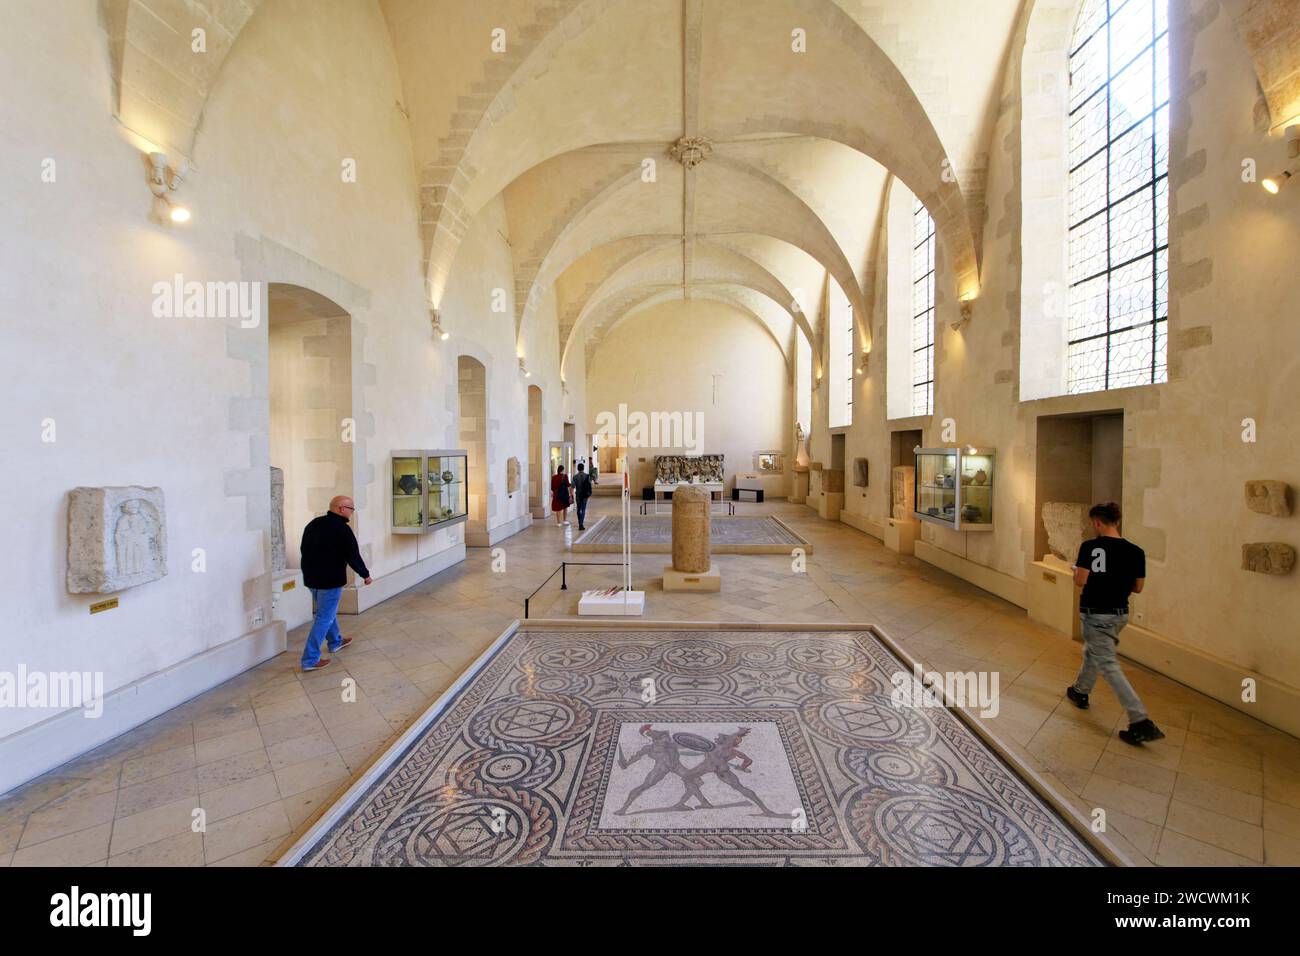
[293,628,1104,866]
[572,514,808,553]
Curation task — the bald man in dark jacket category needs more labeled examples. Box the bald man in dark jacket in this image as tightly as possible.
[299,495,371,671]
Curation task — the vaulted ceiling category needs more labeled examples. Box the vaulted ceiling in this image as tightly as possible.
[381,0,1023,372]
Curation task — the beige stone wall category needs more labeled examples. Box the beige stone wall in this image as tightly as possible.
[587,300,791,497]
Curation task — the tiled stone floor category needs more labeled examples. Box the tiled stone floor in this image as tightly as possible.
[3,500,1299,867]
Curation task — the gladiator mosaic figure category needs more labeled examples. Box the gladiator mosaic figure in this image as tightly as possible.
[614,724,712,815]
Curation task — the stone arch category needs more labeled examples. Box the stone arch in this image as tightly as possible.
[456,354,490,542]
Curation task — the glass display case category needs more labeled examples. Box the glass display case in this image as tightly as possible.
[913,446,994,531]
[391,449,468,534]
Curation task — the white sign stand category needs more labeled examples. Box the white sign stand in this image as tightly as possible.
[579,471,645,615]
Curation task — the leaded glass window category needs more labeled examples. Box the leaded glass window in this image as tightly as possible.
[1068,0,1168,393]
[911,199,935,416]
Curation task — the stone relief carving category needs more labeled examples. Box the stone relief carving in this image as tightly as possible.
[890,465,915,520]
[1242,542,1296,575]
[1042,502,1092,562]
[68,486,167,594]
[506,456,520,495]
[270,466,286,573]
[853,458,869,487]
[655,454,723,484]
[1245,480,1291,516]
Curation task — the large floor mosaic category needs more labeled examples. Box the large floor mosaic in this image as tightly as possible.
[571,515,810,554]
[289,628,1106,866]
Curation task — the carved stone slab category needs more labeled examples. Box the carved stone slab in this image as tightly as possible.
[853,458,869,487]
[1042,502,1091,562]
[1242,542,1295,575]
[506,456,520,494]
[270,466,286,573]
[1245,480,1291,517]
[68,486,167,593]
[891,465,915,520]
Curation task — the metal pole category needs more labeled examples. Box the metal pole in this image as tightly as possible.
[561,563,567,590]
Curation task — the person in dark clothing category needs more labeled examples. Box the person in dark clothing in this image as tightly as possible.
[1066,502,1164,745]
[572,462,593,530]
[299,495,372,672]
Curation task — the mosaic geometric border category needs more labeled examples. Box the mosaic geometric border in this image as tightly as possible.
[279,624,1115,867]
[571,515,812,554]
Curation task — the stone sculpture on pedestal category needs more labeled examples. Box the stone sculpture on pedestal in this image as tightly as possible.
[68,486,167,593]
[662,484,719,591]
[270,466,286,573]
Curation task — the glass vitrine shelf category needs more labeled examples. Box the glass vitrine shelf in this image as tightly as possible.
[392,449,469,533]
[913,446,994,531]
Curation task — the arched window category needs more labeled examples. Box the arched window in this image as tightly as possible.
[911,199,936,415]
[828,281,852,428]
[1067,0,1168,393]
[797,332,812,437]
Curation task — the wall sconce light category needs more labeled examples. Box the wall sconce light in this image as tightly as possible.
[951,294,976,331]
[519,357,531,378]
[856,349,870,374]
[1262,125,1300,194]
[147,151,190,223]
[430,308,450,341]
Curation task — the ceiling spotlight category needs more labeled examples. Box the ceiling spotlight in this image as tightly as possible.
[147,151,190,224]
[1263,125,1300,195]
[1262,169,1292,194]
[430,308,449,341]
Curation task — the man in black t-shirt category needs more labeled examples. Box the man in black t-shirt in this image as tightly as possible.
[1065,503,1165,745]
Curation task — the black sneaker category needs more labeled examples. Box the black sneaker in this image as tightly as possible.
[1118,719,1166,746]
[1065,686,1089,709]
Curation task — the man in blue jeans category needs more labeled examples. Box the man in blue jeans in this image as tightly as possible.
[1066,502,1164,745]
[572,462,593,531]
[298,495,372,672]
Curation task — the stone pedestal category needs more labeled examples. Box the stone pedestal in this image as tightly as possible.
[885,517,919,556]
[818,491,844,521]
[1028,555,1081,638]
[662,565,721,592]
[791,468,809,504]
[271,569,312,630]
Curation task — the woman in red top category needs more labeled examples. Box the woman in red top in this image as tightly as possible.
[550,465,571,526]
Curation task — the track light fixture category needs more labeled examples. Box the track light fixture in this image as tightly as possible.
[147,151,189,223]
[1262,125,1299,195]
[430,309,450,341]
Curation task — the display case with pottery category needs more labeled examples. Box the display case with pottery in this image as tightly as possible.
[391,449,469,533]
[913,447,995,531]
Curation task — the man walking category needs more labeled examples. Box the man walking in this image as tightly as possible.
[1066,502,1164,745]
[299,495,372,672]
[572,461,593,531]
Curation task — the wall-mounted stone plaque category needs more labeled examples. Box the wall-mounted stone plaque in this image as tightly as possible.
[1245,480,1291,517]
[1042,502,1091,562]
[1242,542,1295,575]
[270,466,286,573]
[853,458,869,487]
[506,456,520,494]
[68,486,167,593]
